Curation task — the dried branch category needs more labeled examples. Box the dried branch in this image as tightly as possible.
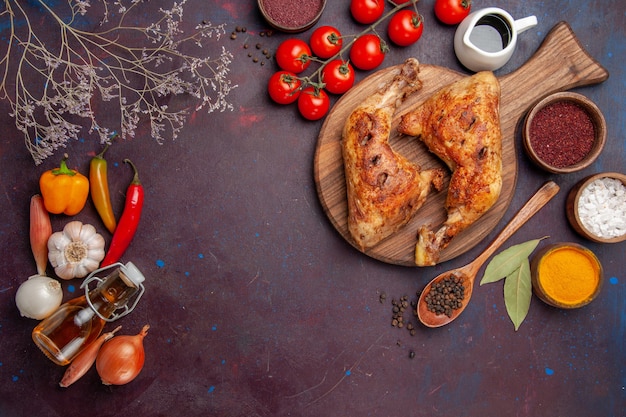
[0,0,237,164]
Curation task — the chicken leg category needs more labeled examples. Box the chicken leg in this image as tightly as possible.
[398,71,503,266]
[342,58,445,251]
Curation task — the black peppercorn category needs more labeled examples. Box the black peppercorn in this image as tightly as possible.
[424,274,466,317]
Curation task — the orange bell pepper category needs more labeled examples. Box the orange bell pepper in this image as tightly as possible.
[39,154,89,215]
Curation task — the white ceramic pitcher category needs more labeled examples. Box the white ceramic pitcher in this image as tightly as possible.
[454,7,538,72]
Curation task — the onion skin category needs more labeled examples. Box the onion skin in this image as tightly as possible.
[30,195,52,276]
[60,326,121,388]
[96,324,150,385]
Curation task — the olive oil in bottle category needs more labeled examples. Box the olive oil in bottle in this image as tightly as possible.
[32,262,145,366]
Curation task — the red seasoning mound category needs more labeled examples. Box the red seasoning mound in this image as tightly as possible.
[529,101,595,168]
[261,0,324,29]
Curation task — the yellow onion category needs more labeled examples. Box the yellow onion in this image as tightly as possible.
[96,324,149,385]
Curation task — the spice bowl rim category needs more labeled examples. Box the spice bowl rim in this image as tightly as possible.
[522,91,607,174]
[566,172,626,243]
[530,242,604,309]
[258,0,327,33]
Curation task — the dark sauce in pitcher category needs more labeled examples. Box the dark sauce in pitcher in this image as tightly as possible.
[469,14,512,53]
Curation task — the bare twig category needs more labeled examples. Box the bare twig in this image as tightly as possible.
[0,0,237,164]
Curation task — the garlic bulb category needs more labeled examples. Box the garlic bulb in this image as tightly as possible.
[15,275,63,319]
[48,221,105,280]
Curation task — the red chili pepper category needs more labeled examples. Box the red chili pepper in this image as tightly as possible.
[100,159,144,267]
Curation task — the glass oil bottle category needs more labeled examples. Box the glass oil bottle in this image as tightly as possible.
[32,262,145,366]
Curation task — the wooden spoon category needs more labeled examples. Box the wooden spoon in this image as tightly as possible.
[417,181,560,328]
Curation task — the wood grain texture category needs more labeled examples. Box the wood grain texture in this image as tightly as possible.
[314,22,608,266]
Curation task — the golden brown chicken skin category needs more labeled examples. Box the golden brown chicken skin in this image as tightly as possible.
[343,58,445,251]
[398,71,502,266]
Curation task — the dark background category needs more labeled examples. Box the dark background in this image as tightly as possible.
[0,1,623,416]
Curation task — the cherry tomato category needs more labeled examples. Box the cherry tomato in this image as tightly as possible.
[322,60,355,95]
[434,0,471,25]
[349,34,386,71]
[275,39,312,74]
[267,71,302,105]
[388,10,424,47]
[310,26,342,59]
[350,0,385,25]
[298,87,330,121]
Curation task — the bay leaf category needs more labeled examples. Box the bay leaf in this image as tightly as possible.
[479,237,546,285]
[503,260,532,331]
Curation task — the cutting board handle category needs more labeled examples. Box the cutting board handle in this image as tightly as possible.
[500,21,609,109]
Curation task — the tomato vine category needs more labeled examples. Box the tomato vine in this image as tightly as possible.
[268,0,422,120]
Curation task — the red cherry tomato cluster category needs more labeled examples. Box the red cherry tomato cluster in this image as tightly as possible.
[267,1,425,121]
[268,28,349,121]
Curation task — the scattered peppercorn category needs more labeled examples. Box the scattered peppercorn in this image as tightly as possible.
[390,294,419,336]
[230,26,272,67]
[379,292,386,304]
[380,290,421,359]
[423,274,465,318]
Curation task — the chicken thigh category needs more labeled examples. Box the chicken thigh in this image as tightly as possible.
[398,71,502,266]
[343,58,445,251]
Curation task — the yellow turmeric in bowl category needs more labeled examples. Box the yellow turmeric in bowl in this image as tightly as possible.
[531,244,603,308]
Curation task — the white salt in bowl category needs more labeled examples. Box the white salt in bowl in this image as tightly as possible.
[566,172,626,243]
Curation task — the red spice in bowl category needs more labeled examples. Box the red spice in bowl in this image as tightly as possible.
[529,101,594,168]
[522,92,606,174]
[258,0,326,33]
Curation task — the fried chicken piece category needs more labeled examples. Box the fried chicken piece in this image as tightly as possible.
[398,71,502,266]
[343,58,445,251]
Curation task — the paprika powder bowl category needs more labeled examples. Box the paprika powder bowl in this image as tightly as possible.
[566,172,626,243]
[258,0,327,33]
[522,92,606,174]
[530,243,603,309]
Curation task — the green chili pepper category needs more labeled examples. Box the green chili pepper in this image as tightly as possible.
[90,144,117,233]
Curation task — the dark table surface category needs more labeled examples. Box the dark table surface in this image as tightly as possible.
[0,1,624,416]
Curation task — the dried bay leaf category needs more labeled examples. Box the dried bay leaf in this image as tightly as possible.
[503,260,532,331]
[479,237,546,285]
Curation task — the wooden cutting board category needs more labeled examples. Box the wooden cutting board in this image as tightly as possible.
[314,22,609,267]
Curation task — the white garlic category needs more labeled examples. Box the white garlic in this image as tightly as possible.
[48,221,105,280]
